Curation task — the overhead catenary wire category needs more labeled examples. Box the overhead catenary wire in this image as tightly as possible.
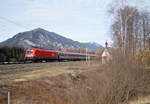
[0,16,29,30]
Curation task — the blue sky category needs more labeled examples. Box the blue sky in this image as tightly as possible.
[0,0,149,46]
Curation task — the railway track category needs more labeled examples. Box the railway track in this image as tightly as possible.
[0,61,26,65]
[0,60,74,65]
[0,61,78,70]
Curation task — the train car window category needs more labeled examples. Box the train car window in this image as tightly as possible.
[26,50,34,54]
[60,53,64,56]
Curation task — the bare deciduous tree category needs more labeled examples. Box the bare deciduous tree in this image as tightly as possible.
[110,0,150,55]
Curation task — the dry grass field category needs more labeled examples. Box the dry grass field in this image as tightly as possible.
[129,96,150,104]
[0,61,101,104]
[0,59,149,104]
[0,61,99,84]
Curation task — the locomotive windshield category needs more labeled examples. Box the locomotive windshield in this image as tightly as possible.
[26,50,34,54]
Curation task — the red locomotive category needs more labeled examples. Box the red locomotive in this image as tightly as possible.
[25,48,96,62]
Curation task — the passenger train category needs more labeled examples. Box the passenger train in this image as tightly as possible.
[25,48,97,62]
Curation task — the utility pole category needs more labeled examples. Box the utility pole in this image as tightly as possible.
[88,55,90,65]
[8,92,10,104]
[86,48,88,62]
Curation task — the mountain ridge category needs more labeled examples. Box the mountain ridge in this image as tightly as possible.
[0,28,103,51]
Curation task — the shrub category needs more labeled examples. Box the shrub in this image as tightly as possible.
[134,50,150,66]
[69,51,149,104]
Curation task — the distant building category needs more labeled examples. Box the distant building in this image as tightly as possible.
[101,42,112,64]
